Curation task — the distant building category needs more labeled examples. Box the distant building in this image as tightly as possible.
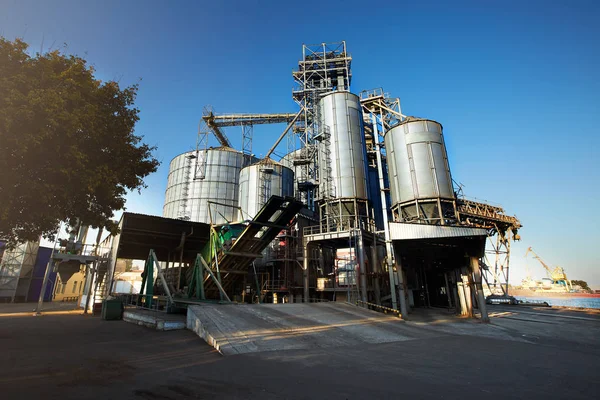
[112,271,143,294]
[0,242,84,303]
[52,270,85,302]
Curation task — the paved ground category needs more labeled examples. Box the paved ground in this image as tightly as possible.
[0,301,81,316]
[188,303,438,355]
[0,304,598,399]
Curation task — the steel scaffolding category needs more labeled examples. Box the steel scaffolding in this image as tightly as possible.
[292,42,352,207]
[0,241,39,302]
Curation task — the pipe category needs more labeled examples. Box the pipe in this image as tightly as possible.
[370,244,381,305]
[303,244,309,302]
[357,232,367,303]
[370,113,398,310]
[265,107,304,159]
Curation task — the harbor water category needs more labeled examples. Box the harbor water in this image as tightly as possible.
[515,296,600,309]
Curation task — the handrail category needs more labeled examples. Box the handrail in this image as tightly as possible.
[355,300,402,318]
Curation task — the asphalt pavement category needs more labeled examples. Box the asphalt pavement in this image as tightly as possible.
[0,304,598,399]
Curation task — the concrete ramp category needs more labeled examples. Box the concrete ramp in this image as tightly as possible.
[187,303,427,355]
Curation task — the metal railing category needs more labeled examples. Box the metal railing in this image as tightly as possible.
[317,276,358,290]
[116,293,172,313]
[303,217,375,236]
[356,300,402,318]
[262,279,290,292]
[52,242,111,258]
[304,298,331,303]
[359,88,387,100]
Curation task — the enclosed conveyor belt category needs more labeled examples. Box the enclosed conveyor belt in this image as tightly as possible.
[456,198,521,230]
[203,195,303,297]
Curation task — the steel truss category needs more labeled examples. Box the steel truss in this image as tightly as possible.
[195,107,296,179]
[455,197,521,297]
[359,88,405,168]
[483,227,515,296]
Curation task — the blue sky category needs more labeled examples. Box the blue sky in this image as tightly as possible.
[1,0,599,287]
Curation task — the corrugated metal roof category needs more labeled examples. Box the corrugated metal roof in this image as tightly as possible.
[387,116,443,130]
[389,223,488,241]
[251,156,286,167]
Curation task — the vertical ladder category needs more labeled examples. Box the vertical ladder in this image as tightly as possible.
[259,163,274,208]
[178,155,193,221]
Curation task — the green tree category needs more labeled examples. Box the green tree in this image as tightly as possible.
[0,37,159,243]
[571,280,591,291]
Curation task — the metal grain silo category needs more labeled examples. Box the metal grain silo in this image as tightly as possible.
[238,158,295,220]
[318,91,369,200]
[280,149,302,199]
[163,147,247,225]
[384,117,457,224]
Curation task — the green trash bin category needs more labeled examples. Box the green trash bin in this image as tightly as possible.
[101,299,123,320]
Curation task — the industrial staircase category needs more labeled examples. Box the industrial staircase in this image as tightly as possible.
[90,259,109,312]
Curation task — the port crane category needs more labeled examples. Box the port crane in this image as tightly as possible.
[525,247,572,290]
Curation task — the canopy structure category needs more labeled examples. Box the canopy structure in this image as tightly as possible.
[108,212,212,262]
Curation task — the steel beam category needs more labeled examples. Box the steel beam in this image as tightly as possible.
[198,255,231,302]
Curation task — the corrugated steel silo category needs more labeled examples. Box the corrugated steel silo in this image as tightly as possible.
[163,147,247,225]
[318,91,369,200]
[384,118,457,224]
[280,149,302,199]
[238,158,295,220]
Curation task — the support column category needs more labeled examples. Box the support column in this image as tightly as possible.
[303,244,309,303]
[471,256,490,322]
[84,261,97,314]
[444,272,453,308]
[456,272,468,316]
[403,269,411,313]
[451,272,461,314]
[370,245,381,305]
[371,113,397,310]
[242,275,246,303]
[177,247,184,291]
[395,257,409,317]
[197,255,205,300]
[35,259,55,315]
[357,233,367,303]
[462,267,474,318]
[422,262,431,308]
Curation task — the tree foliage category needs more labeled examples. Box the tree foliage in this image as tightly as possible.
[0,37,159,243]
[571,280,591,291]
